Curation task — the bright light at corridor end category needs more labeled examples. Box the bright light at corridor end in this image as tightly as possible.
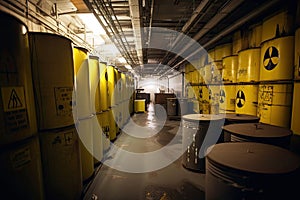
[73,27,225,173]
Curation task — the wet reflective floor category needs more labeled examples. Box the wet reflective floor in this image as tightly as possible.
[83,104,205,200]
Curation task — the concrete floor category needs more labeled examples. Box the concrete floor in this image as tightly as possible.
[82,103,300,200]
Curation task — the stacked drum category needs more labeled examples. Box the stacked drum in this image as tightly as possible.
[30,33,82,199]
[0,12,45,199]
[258,11,294,128]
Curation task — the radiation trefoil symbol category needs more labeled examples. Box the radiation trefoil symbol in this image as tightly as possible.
[263,46,279,71]
[236,90,245,108]
[219,89,225,104]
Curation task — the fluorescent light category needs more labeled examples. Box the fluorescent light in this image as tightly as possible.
[77,13,106,35]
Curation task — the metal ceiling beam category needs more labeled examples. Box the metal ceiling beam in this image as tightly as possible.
[160,0,281,77]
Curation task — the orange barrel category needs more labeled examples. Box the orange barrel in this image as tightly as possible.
[260,36,294,81]
[76,117,94,182]
[88,56,101,114]
[222,55,238,83]
[235,84,258,116]
[108,108,117,141]
[237,48,260,82]
[292,82,300,135]
[206,142,300,200]
[73,46,91,120]
[257,83,293,128]
[261,10,294,43]
[182,114,224,172]
[29,32,75,130]
[0,12,37,146]
[295,28,300,80]
[211,61,222,83]
[214,43,232,61]
[97,111,110,152]
[0,136,44,199]
[219,84,236,114]
[222,113,260,142]
[223,123,292,149]
[167,98,177,116]
[107,65,116,107]
[39,125,82,199]
[177,98,189,116]
[99,62,108,112]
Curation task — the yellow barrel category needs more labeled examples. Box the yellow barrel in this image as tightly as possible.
[97,111,110,152]
[0,136,44,199]
[208,49,215,63]
[258,83,293,128]
[108,109,117,141]
[76,117,94,181]
[121,73,126,102]
[115,68,122,105]
[191,69,199,84]
[91,114,103,166]
[134,99,146,113]
[29,32,74,130]
[193,86,200,100]
[292,82,300,135]
[107,65,116,108]
[39,126,82,199]
[204,63,212,84]
[88,56,101,114]
[222,55,238,83]
[214,43,232,61]
[232,30,242,55]
[261,10,294,43]
[186,86,195,99]
[248,23,262,48]
[211,61,223,83]
[237,48,260,82]
[99,62,108,111]
[199,85,210,114]
[209,85,220,114]
[199,67,205,84]
[73,47,91,120]
[295,28,300,80]
[0,12,37,146]
[219,85,236,113]
[260,36,294,81]
[235,84,258,116]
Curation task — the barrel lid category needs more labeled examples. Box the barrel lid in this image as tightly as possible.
[225,113,259,122]
[207,142,300,174]
[222,123,292,138]
[182,114,224,122]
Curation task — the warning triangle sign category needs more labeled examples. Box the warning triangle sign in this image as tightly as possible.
[8,89,23,109]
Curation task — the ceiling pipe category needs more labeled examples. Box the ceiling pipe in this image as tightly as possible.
[166,0,244,67]
[160,0,281,77]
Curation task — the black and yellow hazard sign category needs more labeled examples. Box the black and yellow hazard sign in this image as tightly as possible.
[1,87,26,112]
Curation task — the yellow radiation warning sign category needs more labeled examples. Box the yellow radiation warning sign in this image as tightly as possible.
[1,87,26,112]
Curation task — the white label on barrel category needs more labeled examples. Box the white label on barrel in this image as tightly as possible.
[1,87,29,133]
[10,146,31,170]
[54,87,73,116]
[1,87,26,112]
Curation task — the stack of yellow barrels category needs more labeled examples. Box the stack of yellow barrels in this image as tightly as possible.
[236,45,260,116]
[258,10,294,128]
[30,33,82,199]
[114,68,122,133]
[107,65,117,141]
[88,56,103,166]
[291,27,300,135]
[208,43,232,114]
[97,62,111,153]
[72,46,94,183]
[0,12,45,199]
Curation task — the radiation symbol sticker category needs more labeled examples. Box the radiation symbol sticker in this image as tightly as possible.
[263,46,279,70]
[236,90,245,108]
[220,89,225,104]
